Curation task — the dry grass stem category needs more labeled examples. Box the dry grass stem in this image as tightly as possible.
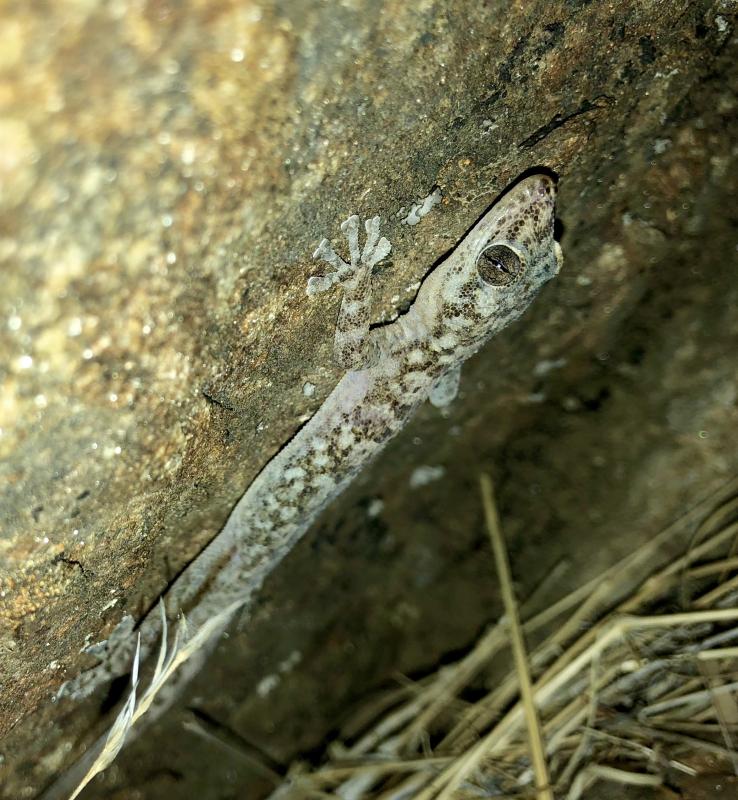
[268,477,738,800]
[67,635,141,800]
[479,473,552,800]
[66,598,246,800]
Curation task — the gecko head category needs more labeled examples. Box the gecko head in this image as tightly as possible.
[472,173,561,290]
[443,173,562,345]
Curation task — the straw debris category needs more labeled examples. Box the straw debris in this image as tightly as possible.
[267,478,738,799]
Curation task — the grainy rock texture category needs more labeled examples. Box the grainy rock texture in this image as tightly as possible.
[0,0,736,798]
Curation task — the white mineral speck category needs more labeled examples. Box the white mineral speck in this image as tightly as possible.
[17,355,33,369]
[280,650,302,672]
[525,392,546,404]
[302,381,316,397]
[7,315,21,331]
[401,187,443,226]
[181,144,195,165]
[409,465,446,489]
[367,498,384,518]
[256,674,280,698]
[533,358,567,377]
[230,48,245,62]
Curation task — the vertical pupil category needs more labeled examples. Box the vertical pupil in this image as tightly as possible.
[476,245,521,286]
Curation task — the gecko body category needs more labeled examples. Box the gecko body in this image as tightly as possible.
[59,172,562,710]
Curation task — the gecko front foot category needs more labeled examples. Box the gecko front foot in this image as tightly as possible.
[307,214,392,370]
[308,214,392,371]
[307,215,391,296]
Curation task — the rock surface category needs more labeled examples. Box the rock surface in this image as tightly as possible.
[0,0,736,797]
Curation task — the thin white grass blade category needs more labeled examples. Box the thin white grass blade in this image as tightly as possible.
[153,599,169,680]
[567,765,662,800]
[67,634,141,800]
[131,598,246,726]
[64,598,244,799]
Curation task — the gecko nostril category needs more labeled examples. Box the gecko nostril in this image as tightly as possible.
[476,244,522,287]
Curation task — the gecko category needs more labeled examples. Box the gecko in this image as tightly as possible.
[49,172,562,792]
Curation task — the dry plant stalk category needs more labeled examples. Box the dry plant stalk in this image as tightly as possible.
[267,477,738,800]
[478,473,551,800]
[66,598,246,800]
[67,634,141,800]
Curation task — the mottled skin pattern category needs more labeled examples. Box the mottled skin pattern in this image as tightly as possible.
[59,173,562,712]
[42,174,561,800]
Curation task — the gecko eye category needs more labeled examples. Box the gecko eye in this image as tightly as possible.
[476,244,522,287]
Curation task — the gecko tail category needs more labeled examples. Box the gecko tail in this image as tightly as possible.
[40,599,247,800]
